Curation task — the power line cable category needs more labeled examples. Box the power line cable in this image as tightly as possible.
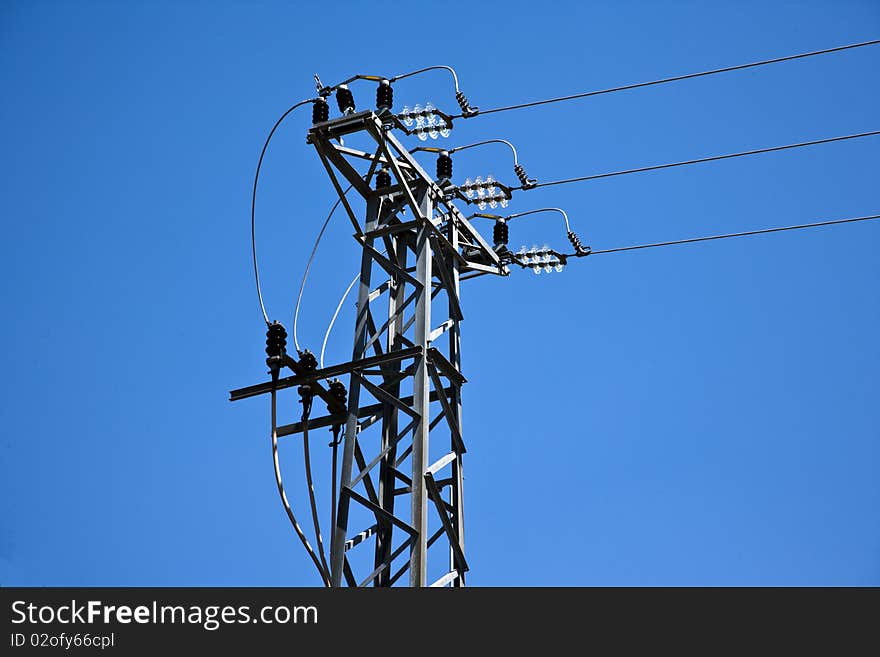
[292,185,353,352]
[525,130,880,190]
[456,39,880,119]
[271,388,331,586]
[590,214,880,256]
[252,98,316,325]
[301,412,331,579]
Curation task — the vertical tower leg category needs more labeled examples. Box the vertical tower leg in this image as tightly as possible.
[329,198,379,587]
[410,190,433,587]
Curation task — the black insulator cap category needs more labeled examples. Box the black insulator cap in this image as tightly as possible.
[312,97,329,124]
[455,90,478,117]
[376,169,391,189]
[265,321,287,358]
[298,349,318,371]
[376,80,393,111]
[436,152,453,181]
[514,163,536,189]
[568,231,590,255]
[493,220,509,247]
[336,85,355,115]
[328,379,347,405]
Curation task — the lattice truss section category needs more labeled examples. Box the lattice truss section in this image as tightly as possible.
[301,110,506,587]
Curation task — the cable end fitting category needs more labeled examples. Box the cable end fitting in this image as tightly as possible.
[456,90,479,117]
[567,231,591,256]
[297,349,318,372]
[314,74,332,98]
[328,379,348,409]
[376,79,393,111]
[312,97,329,124]
[336,85,356,116]
[265,321,288,372]
[514,164,537,189]
[436,151,453,183]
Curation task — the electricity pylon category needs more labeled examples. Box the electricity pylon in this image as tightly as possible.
[231,106,507,587]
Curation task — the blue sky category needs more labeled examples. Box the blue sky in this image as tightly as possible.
[1,1,878,586]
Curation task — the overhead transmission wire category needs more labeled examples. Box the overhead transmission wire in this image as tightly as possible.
[254,43,879,584]
[590,214,880,256]
[292,184,354,352]
[251,99,341,586]
[300,404,331,580]
[522,130,880,190]
[297,128,880,361]
[252,97,317,326]
[271,387,331,586]
[264,39,880,330]
[452,39,880,119]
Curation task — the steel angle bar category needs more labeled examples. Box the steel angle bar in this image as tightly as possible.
[350,423,410,489]
[427,222,470,270]
[424,472,468,573]
[342,558,357,587]
[307,109,375,140]
[367,279,392,303]
[429,319,455,343]
[377,196,409,224]
[459,270,490,282]
[426,451,457,477]
[344,525,378,552]
[392,411,446,469]
[428,365,465,454]
[276,386,447,438]
[461,260,504,275]
[365,219,422,240]
[426,526,446,549]
[389,467,412,486]
[358,537,413,588]
[363,310,385,359]
[427,348,467,385]
[375,126,452,210]
[397,416,417,442]
[320,143,374,199]
[357,239,422,289]
[394,443,413,469]
[430,239,465,320]
[363,142,384,187]
[277,413,346,437]
[313,146,364,237]
[353,442,381,507]
[385,523,444,586]
[429,571,460,588]
[353,373,421,419]
[342,487,417,537]
[352,387,455,430]
[360,363,415,385]
[229,346,424,401]
[375,147,425,223]
[358,412,382,433]
[363,289,419,355]
[455,221,504,269]
[387,557,410,587]
[330,217,375,587]
[378,119,501,269]
[329,144,414,171]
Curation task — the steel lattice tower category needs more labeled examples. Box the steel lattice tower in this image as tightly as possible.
[231,108,506,587]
